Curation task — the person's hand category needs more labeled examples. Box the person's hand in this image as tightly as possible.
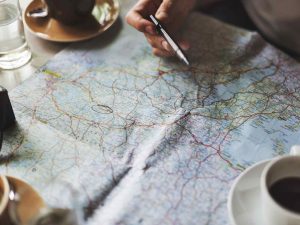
[126,0,196,57]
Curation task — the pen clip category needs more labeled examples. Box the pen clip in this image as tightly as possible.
[149,15,164,35]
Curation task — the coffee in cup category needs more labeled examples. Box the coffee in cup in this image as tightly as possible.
[269,177,300,213]
[261,145,300,225]
[43,0,96,24]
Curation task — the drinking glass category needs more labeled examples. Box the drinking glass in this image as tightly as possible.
[0,0,31,70]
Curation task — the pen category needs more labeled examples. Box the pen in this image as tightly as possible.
[149,15,190,66]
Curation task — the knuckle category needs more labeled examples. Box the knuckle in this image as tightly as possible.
[152,49,161,57]
[156,11,171,24]
[135,22,145,32]
[145,36,157,47]
[125,11,145,32]
[147,38,155,46]
[125,11,131,21]
[125,12,131,24]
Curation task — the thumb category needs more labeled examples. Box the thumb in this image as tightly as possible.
[155,0,176,26]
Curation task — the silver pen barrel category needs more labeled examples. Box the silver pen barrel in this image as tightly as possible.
[176,50,190,66]
[150,15,190,66]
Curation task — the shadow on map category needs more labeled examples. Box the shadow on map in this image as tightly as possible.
[0,122,25,164]
[182,13,270,69]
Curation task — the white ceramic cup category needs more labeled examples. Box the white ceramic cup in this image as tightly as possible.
[261,145,300,225]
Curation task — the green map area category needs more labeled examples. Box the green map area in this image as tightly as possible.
[1,1,300,224]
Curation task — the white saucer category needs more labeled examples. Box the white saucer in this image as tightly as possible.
[228,160,270,225]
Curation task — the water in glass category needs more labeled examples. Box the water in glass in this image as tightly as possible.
[0,0,31,69]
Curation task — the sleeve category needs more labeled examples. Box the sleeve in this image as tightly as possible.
[242,0,300,56]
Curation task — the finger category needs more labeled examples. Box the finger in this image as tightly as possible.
[145,34,178,55]
[160,39,190,54]
[126,0,161,35]
[177,39,190,51]
[155,0,175,25]
[152,48,174,57]
[160,36,191,52]
[145,33,166,50]
[145,33,191,53]
[155,0,192,33]
[126,10,156,35]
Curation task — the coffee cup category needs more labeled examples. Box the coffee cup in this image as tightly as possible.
[261,145,300,225]
[43,0,96,24]
[0,175,11,225]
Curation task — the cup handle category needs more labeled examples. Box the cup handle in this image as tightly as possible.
[290,145,300,156]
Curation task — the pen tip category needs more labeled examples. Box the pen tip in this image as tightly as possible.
[184,58,190,66]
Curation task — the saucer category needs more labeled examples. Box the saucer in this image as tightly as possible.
[7,176,45,225]
[228,160,270,225]
[24,0,120,42]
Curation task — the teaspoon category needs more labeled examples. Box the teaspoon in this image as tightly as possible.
[27,8,48,18]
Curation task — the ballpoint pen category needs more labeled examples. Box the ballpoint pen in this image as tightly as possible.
[149,14,190,66]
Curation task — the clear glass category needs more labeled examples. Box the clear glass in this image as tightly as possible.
[0,0,31,70]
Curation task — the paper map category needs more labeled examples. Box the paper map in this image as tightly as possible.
[1,1,300,224]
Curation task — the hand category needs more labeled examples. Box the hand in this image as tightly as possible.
[126,0,196,57]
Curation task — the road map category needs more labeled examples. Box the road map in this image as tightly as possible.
[1,0,300,224]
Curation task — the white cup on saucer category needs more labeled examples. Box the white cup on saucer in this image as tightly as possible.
[261,145,300,225]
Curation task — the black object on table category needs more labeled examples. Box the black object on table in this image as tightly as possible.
[0,86,16,150]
